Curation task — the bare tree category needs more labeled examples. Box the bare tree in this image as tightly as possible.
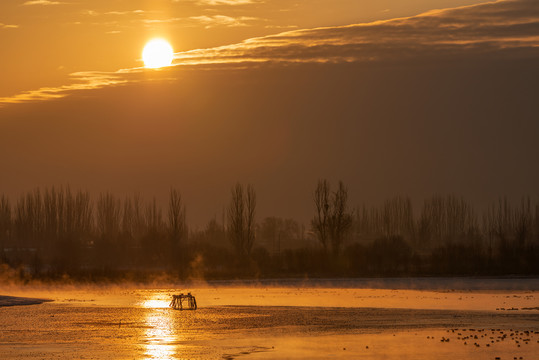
[513,196,532,245]
[0,195,11,248]
[245,185,256,255]
[203,217,226,245]
[328,181,353,255]
[534,198,539,244]
[145,197,163,233]
[227,183,256,257]
[122,194,146,240]
[168,188,187,247]
[96,192,121,241]
[312,180,353,255]
[122,195,135,240]
[381,196,415,240]
[352,204,380,243]
[312,179,330,251]
[71,188,93,242]
[420,194,477,246]
[483,197,513,246]
[15,188,44,248]
[43,187,60,244]
[258,217,301,254]
[121,193,145,242]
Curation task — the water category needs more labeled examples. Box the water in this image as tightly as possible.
[1,279,538,359]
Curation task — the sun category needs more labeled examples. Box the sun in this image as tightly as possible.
[142,39,174,69]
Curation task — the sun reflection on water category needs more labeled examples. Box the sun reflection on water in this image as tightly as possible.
[142,295,179,359]
[141,299,170,309]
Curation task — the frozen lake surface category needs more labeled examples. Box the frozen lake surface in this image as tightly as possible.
[1,278,538,359]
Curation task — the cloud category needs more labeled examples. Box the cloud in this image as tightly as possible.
[264,25,299,30]
[81,9,98,16]
[142,15,258,27]
[174,0,539,65]
[81,9,147,17]
[142,18,182,25]
[0,23,19,29]
[105,10,146,16]
[2,0,537,106]
[0,70,134,105]
[194,0,258,5]
[189,15,258,28]
[23,0,63,5]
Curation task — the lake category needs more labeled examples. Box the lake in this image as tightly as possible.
[1,278,538,359]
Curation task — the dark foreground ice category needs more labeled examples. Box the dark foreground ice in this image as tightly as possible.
[0,295,50,307]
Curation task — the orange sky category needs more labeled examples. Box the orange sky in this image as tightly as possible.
[0,0,538,226]
[0,0,490,98]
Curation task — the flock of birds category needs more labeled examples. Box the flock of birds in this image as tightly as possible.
[428,328,539,359]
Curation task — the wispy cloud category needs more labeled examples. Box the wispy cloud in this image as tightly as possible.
[81,9,147,17]
[105,10,145,16]
[190,15,258,28]
[2,0,537,107]
[264,25,298,30]
[142,18,182,25]
[194,0,258,5]
[81,9,98,16]
[142,15,258,27]
[0,70,135,105]
[23,0,64,5]
[0,23,19,29]
[175,0,539,65]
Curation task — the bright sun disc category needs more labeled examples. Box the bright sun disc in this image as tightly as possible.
[142,39,174,69]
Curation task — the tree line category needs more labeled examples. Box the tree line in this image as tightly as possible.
[1,182,538,282]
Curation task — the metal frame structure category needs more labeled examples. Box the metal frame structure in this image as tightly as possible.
[169,293,197,310]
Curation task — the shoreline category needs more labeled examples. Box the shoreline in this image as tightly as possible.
[0,295,51,307]
[1,276,539,292]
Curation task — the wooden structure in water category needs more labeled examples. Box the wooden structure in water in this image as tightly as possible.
[169,293,197,310]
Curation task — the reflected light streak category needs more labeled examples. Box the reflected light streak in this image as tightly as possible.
[141,299,170,309]
[143,295,180,360]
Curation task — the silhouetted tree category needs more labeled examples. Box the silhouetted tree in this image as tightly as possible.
[168,188,187,272]
[141,197,167,265]
[94,192,122,269]
[513,197,532,245]
[121,193,145,243]
[15,188,44,248]
[227,183,256,258]
[96,192,121,241]
[203,217,226,245]
[352,205,380,244]
[534,198,539,243]
[328,181,353,255]
[381,196,415,240]
[168,188,187,249]
[312,180,352,255]
[2,185,539,279]
[0,195,11,248]
[42,187,91,275]
[43,187,61,245]
[312,179,330,251]
[418,194,477,246]
[70,188,93,241]
[258,217,301,254]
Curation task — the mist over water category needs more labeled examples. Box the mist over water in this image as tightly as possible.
[0,0,538,358]
[1,279,538,359]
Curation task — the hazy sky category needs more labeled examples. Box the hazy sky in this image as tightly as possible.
[0,0,538,227]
